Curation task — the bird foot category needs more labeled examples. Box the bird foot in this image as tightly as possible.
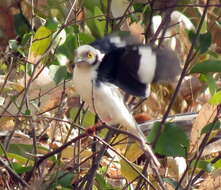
[85,121,106,136]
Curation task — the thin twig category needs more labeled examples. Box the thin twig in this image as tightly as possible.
[83,130,114,190]
[185,105,221,190]
[135,160,150,190]
[114,0,135,29]
[152,0,211,149]
[0,57,14,96]
[0,157,31,188]
[144,0,155,43]
[64,0,77,25]
[105,0,112,34]
[191,152,221,185]
[95,135,157,190]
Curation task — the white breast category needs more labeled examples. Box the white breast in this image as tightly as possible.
[73,66,95,107]
[73,66,136,129]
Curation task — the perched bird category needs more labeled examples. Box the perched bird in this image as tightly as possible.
[72,34,181,167]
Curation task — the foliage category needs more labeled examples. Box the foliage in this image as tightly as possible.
[0,0,221,190]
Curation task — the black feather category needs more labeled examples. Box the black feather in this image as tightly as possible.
[96,45,148,97]
[90,32,139,53]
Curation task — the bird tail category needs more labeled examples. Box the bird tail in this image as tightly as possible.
[128,120,161,167]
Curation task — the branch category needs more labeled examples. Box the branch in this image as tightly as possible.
[0,157,30,188]
[152,0,211,149]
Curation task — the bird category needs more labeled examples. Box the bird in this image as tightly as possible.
[72,33,181,167]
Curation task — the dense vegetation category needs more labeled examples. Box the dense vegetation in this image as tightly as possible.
[0,0,221,189]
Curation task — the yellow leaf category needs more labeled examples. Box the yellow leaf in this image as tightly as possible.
[125,142,144,162]
[62,146,92,160]
[0,117,15,131]
[120,159,142,182]
[29,26,53,64]
[112,134,128,154]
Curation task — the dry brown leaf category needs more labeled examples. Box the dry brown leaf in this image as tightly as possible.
[180,76,205,101]
[199,174,221,190]
[167,157,186,180]
[134,112,152,124]
[165,183,176,190]
[0,6,15,50]
[0,117,15,131]
[189,103,217,154]
[10,130,32,145]
[122,21,144,43]
[203,139,221,157]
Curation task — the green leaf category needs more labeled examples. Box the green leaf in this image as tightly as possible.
[5,152,33,165]
[93,7,105,37]
[78,32,96,45]
[163,178,184,190]
[57,172,75,188]
[7,144,56,162]
[199,32,211,53]
[188,31,211,54]
[86,7,105,38]
[69,108,95,127]
[49,65,69,84]
[21,32,33,46]
[60,187,72,190]
[209,91,221,105]
[213,158,221,169]
[45,17,59,31]
[14,13,31,36]
[201,120,221,134]
[95,173,108,189]
[30,26,53,56]
[146,122,161,143]
[56,33,77,59]
[191,160,215,172]
[82,111,96,127]
[83,0,100,11]
[12,162,32,174]
[199,73,217,95]
[133,3,146,12]
[69,108,78,120]
[207,50,219,58]
[24,109,31,116]
[190,60,221,74]
[155,123,189,157]
[95,173,120,190]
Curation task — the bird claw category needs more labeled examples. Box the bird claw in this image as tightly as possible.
[85,121,105,136]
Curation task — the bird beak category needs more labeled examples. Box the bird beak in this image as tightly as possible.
[74,57,85,64]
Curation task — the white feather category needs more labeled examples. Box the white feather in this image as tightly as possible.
[73,65,135,128]
[73,45,161,167]
[137,47,156,84]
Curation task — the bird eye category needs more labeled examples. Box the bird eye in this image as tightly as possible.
[87,52,93,59]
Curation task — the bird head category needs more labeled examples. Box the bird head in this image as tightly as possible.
[74,45,104,68]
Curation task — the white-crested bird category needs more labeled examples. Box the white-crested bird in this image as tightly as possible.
[72,34,181,167]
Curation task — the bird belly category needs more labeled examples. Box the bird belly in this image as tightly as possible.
[73,67,95,108]
[73,67,136,128]
[93,83,136,129]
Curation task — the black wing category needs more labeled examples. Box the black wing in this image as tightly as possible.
[90,32,139,53]
[96,45,149,97]
[96,45,181,97]
[152,46,182,83]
